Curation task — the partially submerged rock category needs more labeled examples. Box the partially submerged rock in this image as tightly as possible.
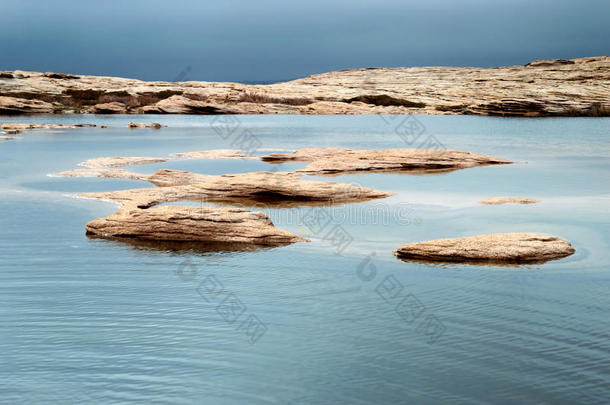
[74,149,254,169]
[86,205,307,245]
[173,149,255,160]
[78,169,393,208]
[80,156,172,168]
[262,148,512,175]
[394,233,575,265]
[0,123,97,136]
[261,147,352,163]
[1,123,96,132]
[53,168,148,180]
[128,122,164,129]
[478,197,540,205]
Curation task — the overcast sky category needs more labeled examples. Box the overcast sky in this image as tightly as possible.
[1,0,608,83]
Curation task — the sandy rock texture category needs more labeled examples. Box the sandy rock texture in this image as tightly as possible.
[263,148,512,175]
[173,149,255,160]
[76,169,393,208]
[394,233,575,265]
[1,123,96,134]
[0,57,607,116]
[80,156,172,168]
[128,122,164,129]
[74,149,254,169]
[85,205,307,245]
[478,197,540,205]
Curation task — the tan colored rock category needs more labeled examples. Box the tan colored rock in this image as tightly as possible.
[0,123,96,132]
[93,102,127,114]
[79,169,393,208]
[128,122,164,129]
[478,197,540,205]
[394,233,575,265]
[140,95,243,114]
[173,149,255,160]
[1,56,608,116]
[53,168,149,180]
[0,97,54,114]
[80,156,172,168]
[85,205,307,245]
[260,148,511,175]
[261,148,352,162]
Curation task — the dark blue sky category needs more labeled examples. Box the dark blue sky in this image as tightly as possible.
[1,0,608,83]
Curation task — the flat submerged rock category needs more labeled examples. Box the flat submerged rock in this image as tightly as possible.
[77,169,393,208]
[478,197,540,205]
[394,233,575,265]
[263,148,512,175]
[86,206,307,245]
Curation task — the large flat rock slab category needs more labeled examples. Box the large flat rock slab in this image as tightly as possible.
[394,233,575,265]
[77,169,393,208]
[86,205,307,245]
[263,148,512,175]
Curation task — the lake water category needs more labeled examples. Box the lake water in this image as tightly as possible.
[1,114,609,404]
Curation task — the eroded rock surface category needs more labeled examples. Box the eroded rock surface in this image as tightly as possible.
[173,149,255,160]
[1,57,608,116]
[0,96,54,114]
[479,197,540,205]
[93,102,127,114]
[86,205,306,245]
[1,123,96,134]
[80,156,172,168]
[78,169,393,207]
[262,148,512,175]
[394,233,575,265]
[128,122,164,129]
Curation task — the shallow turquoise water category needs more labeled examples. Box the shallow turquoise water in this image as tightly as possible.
[0,114,609,404]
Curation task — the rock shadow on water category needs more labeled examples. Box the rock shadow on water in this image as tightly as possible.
[86,234,283,255]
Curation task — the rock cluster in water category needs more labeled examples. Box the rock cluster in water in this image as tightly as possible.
[54,145,574,264]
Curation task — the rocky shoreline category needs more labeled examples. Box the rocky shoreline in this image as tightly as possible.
[1,56,608,117]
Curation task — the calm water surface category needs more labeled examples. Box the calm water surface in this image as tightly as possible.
[0,115,609,404]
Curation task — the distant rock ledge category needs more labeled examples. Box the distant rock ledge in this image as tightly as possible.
[1,56,608,117]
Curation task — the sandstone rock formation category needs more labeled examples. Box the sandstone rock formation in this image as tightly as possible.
[128,122,164,129]
[263,148,512,175]
[1,56,607,116]
[73,149,254,169]
[53,168,149,180]
[1,123,96,134]
[93,102,127,114]
[0,96,54,114]
[79,156,172,168]
[140,95,243,114]
[173,149,255,160]
[77,169,393,207]
[478,197,540,205]
[394,233,575,265]
[85,205,307,245]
